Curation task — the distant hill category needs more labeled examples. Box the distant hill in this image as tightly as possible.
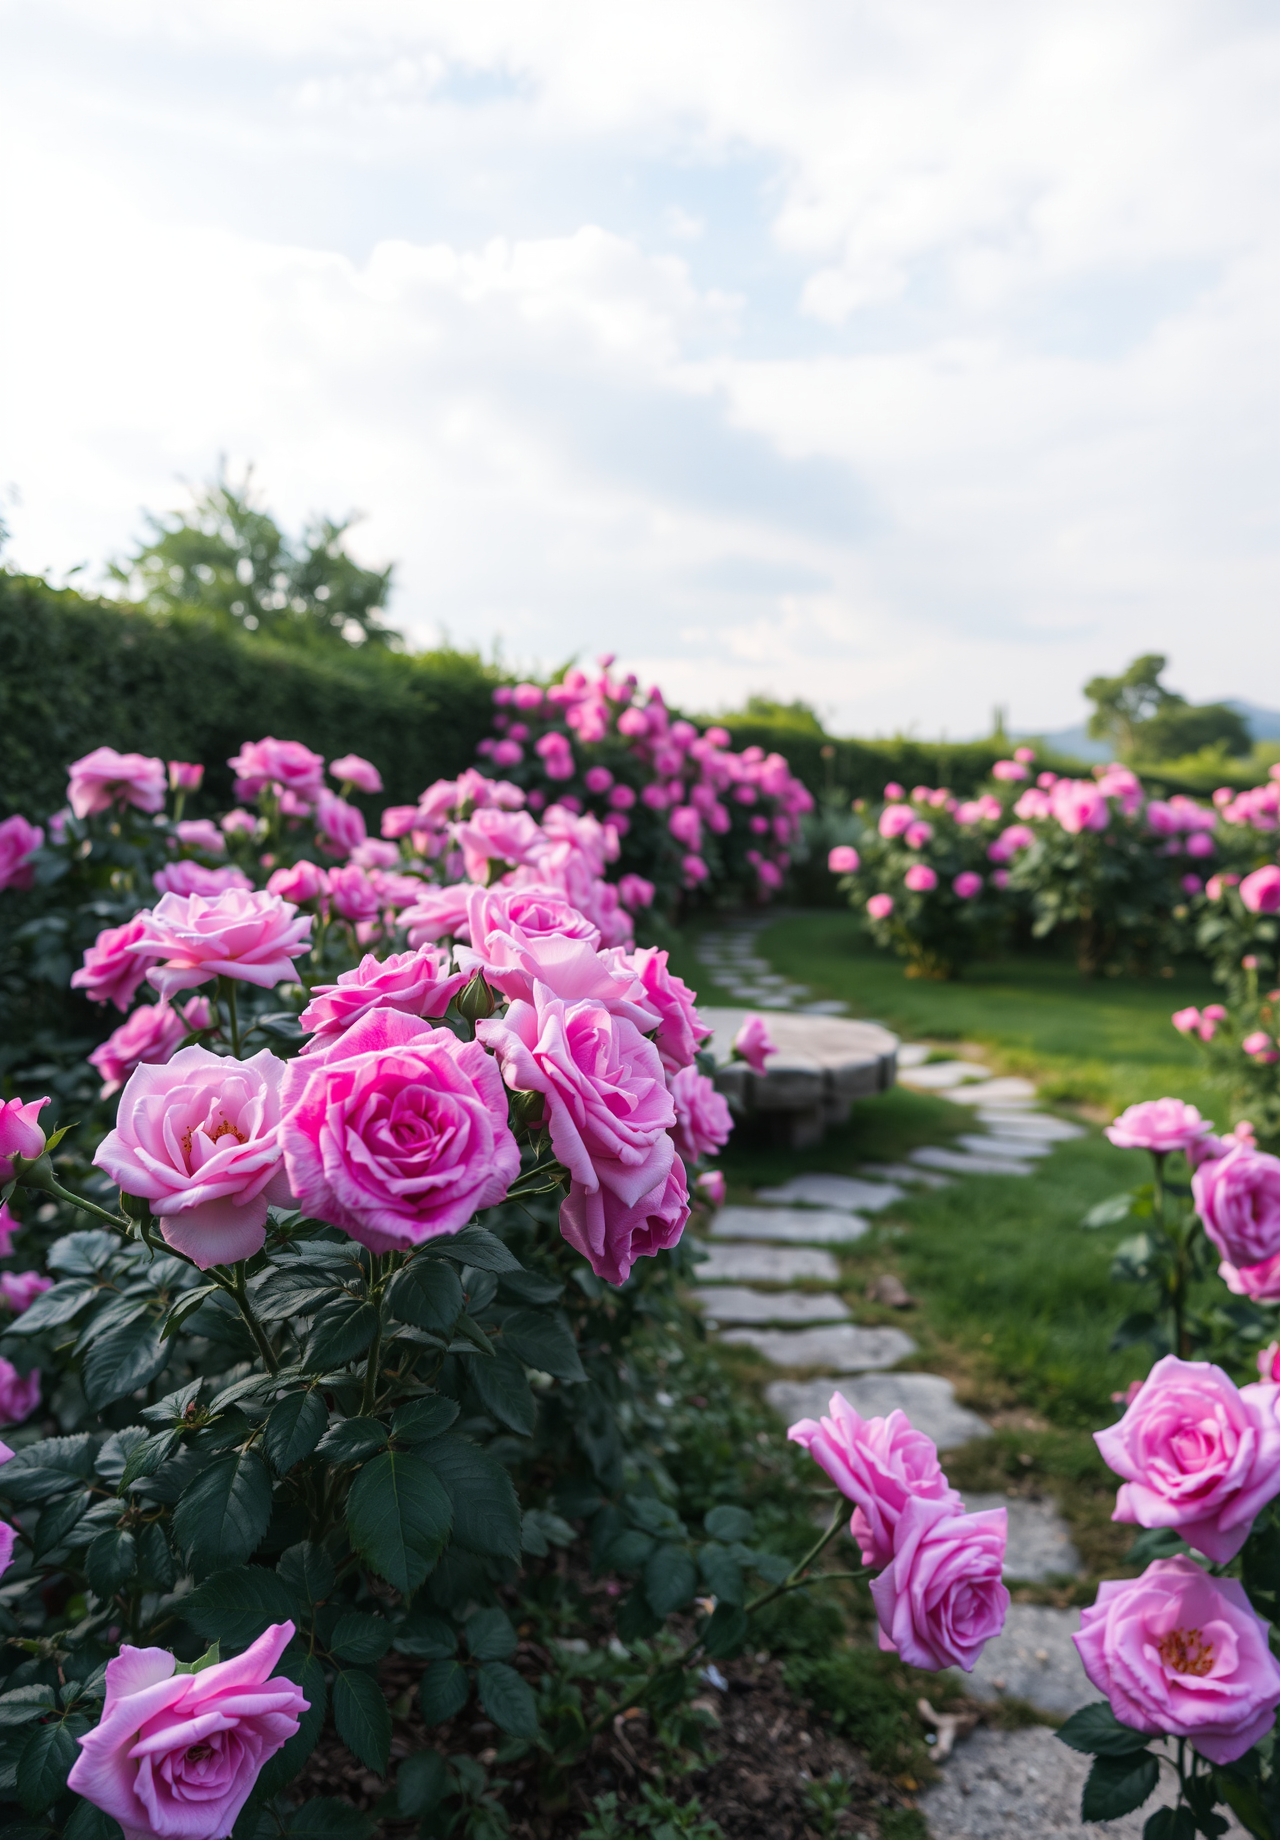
[1017,698,1280,763]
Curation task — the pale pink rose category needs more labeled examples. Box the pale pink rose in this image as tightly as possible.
[903,863,937,893]
[88,1001,199,1098]
[1073,1557,1280,1764]
[828,846,860,874]
[314,788,368,860]
[869,1495,1009,1671]
[0,1096,48,1183]
[173,819,225,855]
[381,804,421,840]
[132,890,312,997]
[350,839,401,871]
[72,916,157,1011]
[94,1046,292,1268]
[220,808,261,838]
[0,1359,40,1426]
[330,753,383,795]
[0,815,44,893]
[618,873,654,911]
[1242,1029,1278,1063]
[1172,1006,1201,1036]
[1192,1144,1280,1271]
[1219,1252,1280,1302]
[228,737,325,805]
[0,1204,17,1258]
[625,947,710,1074]
[266,860,328,904]
[152,861,253,899]
[67,747,166,820]
[400,883,474,946]
[669,1066,732,1164]
[866,893,894,920]
[68,1621,308,1840]
[1013,746,1036,763]
[1240,865,1280,914]
[559,1155,689,1285]
[299,947,467,1050]
[788,1394,961,1570]
[952,871,982,899]
[1105,1098,1214,1155]
[280,1008,519,1254]
[1095,1355,1280,1563]
[697,1170,726,1207]
[879,803,913,839]
[452,807,544,883]
[455,882,599,990]
[904,820,933,850]
[168,761,203,793]
[326,864,380,924]
[1051,778,1109,834]
[478,990,675,1212]
[0,1271,52,1313]
[733,1014,774,1075]
[991,759,1027,782]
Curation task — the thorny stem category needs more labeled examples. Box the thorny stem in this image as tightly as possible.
[1152,1150,1191,1360]
[223,978,243,1058]
[207,1260,279,1375]
[41,1178,132,1239]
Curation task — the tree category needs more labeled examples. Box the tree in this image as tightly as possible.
[109,467,398,648]
[1134,701,1250,761]
[1084,654,1177,755]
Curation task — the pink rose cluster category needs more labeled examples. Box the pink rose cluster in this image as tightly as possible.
[1105,1097,1214,1156]
[789,1392,1008,1672]
[1171,1003,1227,1043]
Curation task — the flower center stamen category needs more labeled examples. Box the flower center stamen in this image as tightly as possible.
[1157,1626,1215,1676]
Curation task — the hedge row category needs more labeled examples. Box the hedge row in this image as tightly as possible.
[0,574,499,819]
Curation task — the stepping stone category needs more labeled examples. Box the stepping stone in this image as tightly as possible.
[693,1288,850,1326]
[756,1172,903,1212]
[957,1132,1053,1160]
[898,1060,991,1089]
[859,1161,953,1189]
[962,1493,1081,1581]
[765,1372,990,1450]
[796,999,847,1016]
[703,1007,899,1149]
[753,991,811,1008]
[946,1077,1038,1106]
[975,1109,1085,1140]
[895,1042,932,1068]
[965,1603,1092,1715]
[723,1323,917,1370]
[694,1242,841,1284]
[710,1205,870,1245]
[910,1146,1034,1177]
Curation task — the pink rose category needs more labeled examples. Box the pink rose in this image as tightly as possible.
[828,846,860,874]
[280,1008,520,1254]
[618,874,654,911]
[330,753,383,795]
[952,871,982,899]
[478,990,675,1212]
[624,947,710,1074]
[1095,1355,1280,1563]
[400,883,474,946]
[788,1394,961,1570]
[991,759,1027,782]
[904,820,933,850]
[227,737,325,805]
[1219,1252,1280,1302]
[174,819,226,855]
[152,862,252,899]
[88,1000,205,1098]
[0,1271,52,1314]
[315,789,368,859]
[879,803,913,839]
[1242,1029,1278,1063]
[1050,778,1109,834]
[610,786,638,813]
[869,1495,1009,1671]
[0,1096,48,1183]
[559,1155,689,1285]
[381,804,421,840]
[68,1621,308,1840]
[697,1169,726,1207]
[903,864,937,893]
[299,947,467,1050]
[132,890,312,997]
[0,815,44,893]
[584,766,613,794]
[326,864,380,924]
[72,916,157,1012]
[67,747,166,820]
[0,1358,40,1426]
[351,839,401,872]
[220,809,261,838]
[0,1204,17,1258]
[1074,1557,1280,1764]
[1240,864,1280,915]
[266,860,328,904]
[1172,1006,1201,1035]
[733,1014,774,1075]
[455,882,599,990]
[1105,1098,1214,1155]
[1192,1144,1280,1270]
[94,1046,292,1268]
[866,893,894,920]
[669,1066,732,1164]
[1259,1342,1280,1382]
[451,807,544,883]
[168,761,203,792]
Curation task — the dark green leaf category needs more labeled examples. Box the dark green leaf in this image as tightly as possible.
[476,1662,537,1740]
[75,1294,149,1350]
[705,1505,753,1543]
[346,1451,452,1595]
[278,1542,335,1608]
[85,1529,135,1598]
[449,1313,494,1357]
[6,1281,95,1336]
[330,1612,392,1665]
[606,1530,655,1574]
[418,1659,470,1726]
[468,1346,537,1436]
[63,1801,125,1840]
[16,1722,77,1814]
[173,1452,273,1575]
[0,1687,56,1727]
[393,1612,457,1660]
[254,1653,326,1800]
[284,1801,375,1840]
[249,1266,346,1324]
[500,1309,585,1382]
[185,1568,302,1647]
[465,1608,516,1661]
[388,1263,463,1335]
[1082,1753,1160,1823]
[702,1603,748,1659]
[315,1418,388,1465]
[616,1590,662,1644]
[431,1227,520,1272]
[1213,1769,1272,1840]
[304,1299,378,1371]
[418,1435,521,1561]
[332,1667,390,1774]
[1110,1311,1162,1352]
[496,1270,563,1306]
[1124,1528,1190,1566]
[32,1492,91,1561]
[624,1496,686,1539]
[698,1545,745,1607]
[134,1522,176,1591]
[83,1318,168,1410]
[120,1429,178,1490]
[263,1390,328,1474]
[1241,1515,1280,1598]
[0,1436,98,1505]
[1142,1811,1197,1840]
[47,1231,116,1276]
[1058,1702,1158,1758]
[396,1751,450,1818]
[160,1286,219,1339]
[748,1552,791,1585]
[645,1544,697,1617]
[521,1508,575,1555]
[391,1396,459,1443]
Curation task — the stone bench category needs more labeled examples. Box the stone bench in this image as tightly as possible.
[700,1007,899,1149]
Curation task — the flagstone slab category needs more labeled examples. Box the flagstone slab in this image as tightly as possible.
[693,1287,850,1326]
[765,1372,990,1450]
[858,1161,953,1189]
[710,1205,871,1245]
[957,1133,1053,1160]
[909,1146,1034,1177]
[694,1242,842,1284]
[755,1172,904,1212]
[702,1007,899,1149]
[895,1043,932,1068]
[946,1077,1038,1106]
[965,1603,1093,1715]
[898,1060,991,1089]
[975,1109,1085,1140]
[722,1324,917,1370]
[963,1493,1081,1580]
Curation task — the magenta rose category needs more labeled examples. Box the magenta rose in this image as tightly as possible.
[624,947,710,1074]
[168,761,203,793]
[401,883,474,947]
[952,871,982,899]
[94,1046,292,1268]
[560,1155,690,1284]
[152,862,252,899]
[0,815,44,893]
[0,1205,17,1258]
[299,947,467,1050]
[266,860,328,904]
[733,1014,774,1075]
[669,1066,732,1164]
[67,746,166,820]
[788,1394,961,1569]
[866,892,894,919]
[326,864,380,924]
[0,1096,48,1183]
[0,1358,40,1426]
[132,890,312,997]
[280,1007,520,1254]
[1219,1252,1280,1302]
[1192,1143,1280,1270]
[87,999,208,1098]
[869,1495,1009,1671]
[1074,1556,1280,1764]
[72,916,157,1012]
[1105,1098,1214,1155]
[330,753,383,795]
[827,845,860,874]
[618,873,654,911]
[68,1621,308,1840]
[227,736,325,805]
[1240,864,1280,915]
[315,788,368,858]
[697,1169,726,1207]
[1094,1355,1280,1563]
[0,1271,52,1314]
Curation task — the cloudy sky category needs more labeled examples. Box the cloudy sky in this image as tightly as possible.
[1,1,1275,735]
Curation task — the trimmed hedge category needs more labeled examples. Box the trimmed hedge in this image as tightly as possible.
[713,719,1038,803]
[0,573,499,818]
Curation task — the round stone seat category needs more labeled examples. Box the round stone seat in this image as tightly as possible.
[700,1006,898,1148]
